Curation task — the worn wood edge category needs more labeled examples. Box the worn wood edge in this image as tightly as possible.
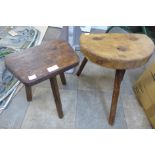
[80,46,154,69]
[5,40,80,86]
[6,60,79,86]
[80,33,155,69]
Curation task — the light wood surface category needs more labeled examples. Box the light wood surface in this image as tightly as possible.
[80,33,155,69]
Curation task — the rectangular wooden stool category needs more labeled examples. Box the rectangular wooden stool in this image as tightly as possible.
[5,40,79,118]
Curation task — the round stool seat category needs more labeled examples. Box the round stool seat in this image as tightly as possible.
[80,33,154,69]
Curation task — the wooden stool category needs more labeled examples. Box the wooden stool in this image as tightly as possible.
[5,40,79,118]
[77,33,154,125]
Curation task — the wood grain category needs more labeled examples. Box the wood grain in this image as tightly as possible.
[50,76,64,118]
[5,40,79,86]
[80,33,154,69]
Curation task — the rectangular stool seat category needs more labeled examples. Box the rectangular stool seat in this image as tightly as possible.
[5,40,79,86]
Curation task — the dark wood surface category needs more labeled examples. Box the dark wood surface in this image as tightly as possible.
[50,76,64,118]
[109,69,125,125]
[76,57,88,76]
[5,40,79,86]
[59,72,67,85]
[25,85,32,101]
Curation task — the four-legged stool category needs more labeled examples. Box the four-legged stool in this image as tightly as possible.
[5,40,79,118]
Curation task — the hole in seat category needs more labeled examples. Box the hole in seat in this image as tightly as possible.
[117,46,128,52]
[129,36,138,41]
[93,37,104,40]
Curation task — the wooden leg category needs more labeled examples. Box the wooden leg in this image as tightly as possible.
[109,69,126,125]
[76,57,88,76]
[25,85,32,102]
[50,76,64,118]
[59,72,66,85]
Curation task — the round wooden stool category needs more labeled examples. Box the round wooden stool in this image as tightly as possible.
[76,33,154,125]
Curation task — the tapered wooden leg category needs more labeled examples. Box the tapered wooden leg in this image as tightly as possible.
[25,85,32,101]
[50,76,64,118]
[76,57,88,76]
[59,72,66,85]
[109,69,126,125]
